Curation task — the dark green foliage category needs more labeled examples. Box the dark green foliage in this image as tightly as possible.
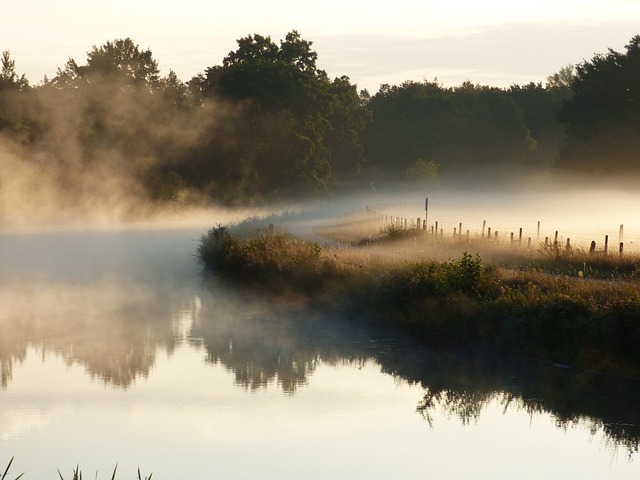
[362,80,537,184]
[519,297,593,361]
[54,38,160,88]
[196,225,241,273]
[557,35,640,172]
[509,82,569,167]
[438,252,484,293]
[198,226,640,376]
[189,31,370,200]
[0,51,28,91]
[3,33,640,207]
[0,51,31,143]
[197,226,333,294]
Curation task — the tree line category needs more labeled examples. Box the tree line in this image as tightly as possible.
[0,33,639,211]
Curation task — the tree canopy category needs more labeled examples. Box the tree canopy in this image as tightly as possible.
[186,30,370,200]
[1,32,639,216]
[557,35,640,172]
[362,80,537,185]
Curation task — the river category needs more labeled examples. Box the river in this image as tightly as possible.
[1,225,639,479]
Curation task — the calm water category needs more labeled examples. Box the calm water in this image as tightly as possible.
[1,226,640,479]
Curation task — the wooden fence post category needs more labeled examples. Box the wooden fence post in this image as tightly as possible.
[620,224,624,245]
[604,235,609,255]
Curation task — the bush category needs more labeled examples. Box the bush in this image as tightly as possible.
[438,252,485,293]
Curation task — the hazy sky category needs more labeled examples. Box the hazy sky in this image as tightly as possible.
[3,0,640,92]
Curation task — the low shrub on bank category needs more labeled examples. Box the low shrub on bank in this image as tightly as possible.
[197,226,341,294]
[197,226,640,377]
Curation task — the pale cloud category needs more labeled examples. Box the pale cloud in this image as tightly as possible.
[313,20,640,91]
[2,1,640,91]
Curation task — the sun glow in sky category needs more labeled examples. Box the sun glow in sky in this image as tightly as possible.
[4,0,640,91]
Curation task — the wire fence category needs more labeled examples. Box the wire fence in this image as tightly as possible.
[366,203,640,256]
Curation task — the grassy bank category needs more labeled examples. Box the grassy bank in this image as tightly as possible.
[197,222,640,378]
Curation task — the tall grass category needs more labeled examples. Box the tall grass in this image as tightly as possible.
[1,458,23,480]
[197,225,342,294]
[197,224,640,377]
[1,459,151,480]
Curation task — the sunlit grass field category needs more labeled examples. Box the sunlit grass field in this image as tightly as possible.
[198,212,640,378]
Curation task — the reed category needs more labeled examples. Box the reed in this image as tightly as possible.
[1,458,23,480]
[1,459,151,480]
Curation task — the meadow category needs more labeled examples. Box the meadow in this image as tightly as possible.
[198,210,640,379]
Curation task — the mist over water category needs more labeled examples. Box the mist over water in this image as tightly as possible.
[0,213,639,478]
[3,32,640,478]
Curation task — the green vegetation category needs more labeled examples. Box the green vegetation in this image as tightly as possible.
[557,36,640,172]
[2,458,23,480]
[2,33,640,216]
[198,223,640,378]
[198,225,341,295]
[1,459,151,480]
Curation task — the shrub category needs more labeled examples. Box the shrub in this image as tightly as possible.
[438,252,484,293]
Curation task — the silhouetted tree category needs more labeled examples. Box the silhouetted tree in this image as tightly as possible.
[545,64,575,90]
[54,38,160,89]
[0,50,31,143]
[557,35,640,172]
[188,31,369,201]
[0,51,29,91]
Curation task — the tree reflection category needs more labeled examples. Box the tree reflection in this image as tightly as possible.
[192,294,323,393]
[192,284,640,455]
[1,268,639,455]
[0,280,183,388]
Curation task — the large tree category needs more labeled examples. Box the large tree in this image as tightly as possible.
[189,31,369,200]
[20,39,209,211]
[51,38,160,89]
[557,35,640,172]
[0,50,30,143]
[0,51,29,91]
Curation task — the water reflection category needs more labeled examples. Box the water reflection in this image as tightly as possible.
[191,285,640,456]
[0,228,639,460]
[0,228,199,388]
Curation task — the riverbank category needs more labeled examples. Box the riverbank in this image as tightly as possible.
[197,216,640,379]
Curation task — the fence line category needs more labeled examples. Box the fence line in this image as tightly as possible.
[365,205,637,256]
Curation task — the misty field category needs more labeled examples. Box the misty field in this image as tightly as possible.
[198,210,640,379]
